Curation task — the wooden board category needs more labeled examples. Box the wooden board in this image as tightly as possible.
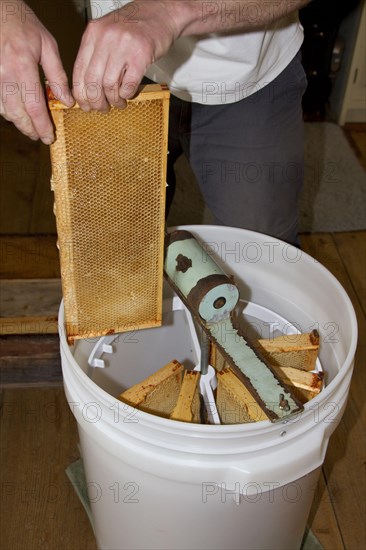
[0,235,60,279]
[0,334,62,385]
[333,231,366,313]
[308,470,345,549]
[343,123,366,170]
[0,279,62,335]
[300,232,366,550]
[0,387,97,549]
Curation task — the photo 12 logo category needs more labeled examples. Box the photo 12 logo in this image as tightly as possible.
[202,480,303,504]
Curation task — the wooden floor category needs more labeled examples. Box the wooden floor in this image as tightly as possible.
[343,123,366,171]
[0,124,365,549]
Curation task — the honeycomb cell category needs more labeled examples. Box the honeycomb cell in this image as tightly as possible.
[49,85,170,342]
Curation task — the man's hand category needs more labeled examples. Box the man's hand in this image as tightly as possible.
[73,0,310,112]
[72,1,180,111]
[0,0,74,143]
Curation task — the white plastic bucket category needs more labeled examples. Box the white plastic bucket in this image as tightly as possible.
[60,226,357,550]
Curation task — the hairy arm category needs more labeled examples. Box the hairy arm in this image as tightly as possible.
[168,0,310,35]
[73,0,310,111]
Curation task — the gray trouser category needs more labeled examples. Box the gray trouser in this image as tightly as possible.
[165,51,307,245]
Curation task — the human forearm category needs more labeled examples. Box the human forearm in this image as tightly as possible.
[147,0,311,37]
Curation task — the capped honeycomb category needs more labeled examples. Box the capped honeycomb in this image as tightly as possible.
[49,85,170,342]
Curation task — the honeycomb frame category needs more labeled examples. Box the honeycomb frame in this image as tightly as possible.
[49,84,170,342]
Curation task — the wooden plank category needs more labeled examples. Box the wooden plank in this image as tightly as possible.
[343,123,366,170]
[0,316,59,336]
[300,233,366,550]
[0,335,62,385]
[308,469,345,549]
[0,236,60,279]
[333,231,366,315]
[0,387,97,549]
[0,279,62,335]
[0,279,61,317]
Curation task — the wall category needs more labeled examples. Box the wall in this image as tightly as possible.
[329,0,365,122]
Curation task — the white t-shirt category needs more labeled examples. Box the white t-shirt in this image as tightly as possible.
[89,1,304,105]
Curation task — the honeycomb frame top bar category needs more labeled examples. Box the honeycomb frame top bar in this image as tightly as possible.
[47,83,170,109]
